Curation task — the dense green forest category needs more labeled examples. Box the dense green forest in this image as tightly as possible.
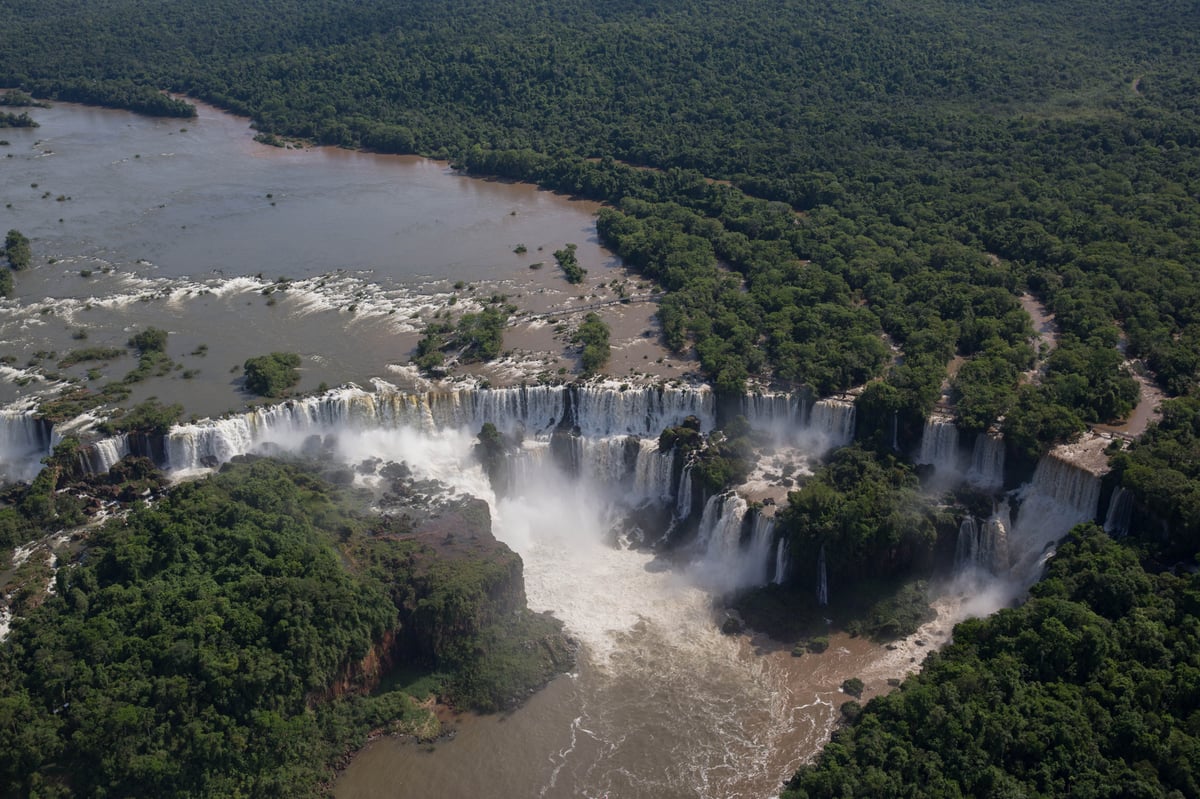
[785,526,1200,798]
[3,0,1200,796]
[0,458,570,797]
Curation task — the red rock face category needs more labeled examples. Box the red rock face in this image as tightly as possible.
[314,628,403,704]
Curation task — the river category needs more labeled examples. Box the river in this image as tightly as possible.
[2,99,948,798]
[1,98,636,417]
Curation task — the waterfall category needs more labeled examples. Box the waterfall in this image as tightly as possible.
[915,414,960,476]
[955,517,979,568]
[804,398,855,451]
[738,389,858,453]
[891,410,899,452]
[741,392,803,427]
[772,538,788,584]
[955,508,1011,575]
[466,385,566,435]
[745,512,776,588]
[1103,486,1134,537]
[571,383,715,436]
[675,463,694,520]
[630,438,676,503]
[740,391,805,442]
[162,382,718,472]
[966,431,1006,491]
[575,436,638,489]
[693,493,768,594]
[1008,453,1102,581]
[79,434,131,474]
[503,440,550,495]
[0,407,53,482]
[816,544,829,607]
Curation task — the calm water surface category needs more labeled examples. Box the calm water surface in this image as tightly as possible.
[0,100,616,415]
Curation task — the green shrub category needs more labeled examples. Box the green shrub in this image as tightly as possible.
[4,229,31,270]
[554,243,585,283]
[128,327,168,354]
[243,352,302,397]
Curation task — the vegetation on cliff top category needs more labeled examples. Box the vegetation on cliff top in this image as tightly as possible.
[1110,394,1200,560]
[572,312,611,374]
[414,303,510,373]
[0,457,570,797]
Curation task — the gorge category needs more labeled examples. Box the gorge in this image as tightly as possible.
[3,2,1199,790]
[0,376,1125,797]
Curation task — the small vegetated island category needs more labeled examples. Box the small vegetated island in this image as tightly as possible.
[2,0,1200,797]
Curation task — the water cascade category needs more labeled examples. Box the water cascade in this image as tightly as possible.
[159,382,715,472]
[573,436,638,489]
[966,431,1006,491]
[773,538,789,584]
[1103,486,1134,537]
[8,381,909,798]
[630,437,677,504]
[0,407,53,482]
[805,398,856,451]
[915,414,960,477]
[571,383,715,436]
[78,434,131,475]
[693,493,755,594]
[745,512,777,588]
[739,391,856,453]
[675,462,694,520]
[954,508,1011,575]
[741,391,805,440]
[1008,452,1102,582]
[955,517,979,568]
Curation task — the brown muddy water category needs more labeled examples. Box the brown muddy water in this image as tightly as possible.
[334,584,968,799]
[0,99,680,417]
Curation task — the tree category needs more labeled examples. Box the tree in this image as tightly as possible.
[4,229,31,270]
[554,244,585,284]
[572,313,610,373]
[98,399,183,436]
[243,352,302,397]
[128,327,168,354]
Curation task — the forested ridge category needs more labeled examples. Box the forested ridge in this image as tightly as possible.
[3,0,1200,795]
[0,458,570,797]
